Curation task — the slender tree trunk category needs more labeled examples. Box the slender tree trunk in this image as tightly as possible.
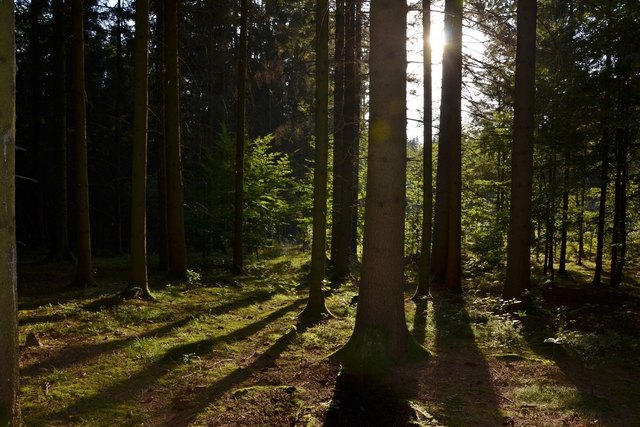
[301,0,331,319]
[332,0,360,283]
[51,0,73,262]
[330,0,345,268]
[337,0,425,371]
[576,180,585,265]
[128,0,151,297]
[503,0,536,301]
[165,0,188,279]
[72,0,95,287]
[431,0,463,293]
[350,0,362,259]
[155,0,169,271]
[233,0,248,274]
[593,130,609,284]
[415,0,432,298]
[558,151,570,275]
[610,77,629,289]
[0,3,19,423]
[114,0,124,255]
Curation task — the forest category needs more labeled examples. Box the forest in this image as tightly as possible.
[1,0,640,425]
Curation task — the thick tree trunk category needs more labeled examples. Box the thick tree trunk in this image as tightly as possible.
[128,0,151,296]
[50,0,73,262]
[592,130,609,285]
[337,0,425,372]
[165,0,188,279]
[301,0,331,319]
[503,0,536,301]
[0,3,19,423]
[72,0,95,287]
[415,0,432,298]
[431,0,463,293]
[233,0,248,274]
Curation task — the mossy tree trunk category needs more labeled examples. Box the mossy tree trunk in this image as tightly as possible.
[72,0,95,288]
[128,0,152,297]
[301,0,331,319]
[165,0,188,280]
[504,0,537,301]
[0,0,19,422]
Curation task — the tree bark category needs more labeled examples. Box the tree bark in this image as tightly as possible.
[415,0,432,298]
[165,0,188,279]
[155,0,169,271]
[0,3,19,423]
[128,0,151,296]
[336,0,425,372]
[72,0,95,287]
[233,0,248,274]
[301,0,331,319]
[431,0,463,293]
[503,0,536,301]
[50,0,73,262]
[558,151,570,275]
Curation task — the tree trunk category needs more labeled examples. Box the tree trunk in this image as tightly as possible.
[50,0,73,262]
[301,0,331,319]
[610,76,629,289]
[576,180,585,265]
[558,151,570,275]
[503,0,536,301]
[0,3,19,423]
[233,0,248,274]
[165,0,188,279]
[431,0,463,294]
[72,0,95,287]
[336,0,425,372]
[330,0,346,282]
[155,0,169,271]
[128,0,151,297]
[415,0,432,298]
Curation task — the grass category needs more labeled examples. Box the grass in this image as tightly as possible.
[17,251,640,426]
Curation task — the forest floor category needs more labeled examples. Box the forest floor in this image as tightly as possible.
[16,248,640,426]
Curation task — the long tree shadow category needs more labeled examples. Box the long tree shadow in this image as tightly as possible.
[521,284,640,425]
[21,289,277,377]
[162,321,312,427]
[45,299,305,423]
[429,287,503,426]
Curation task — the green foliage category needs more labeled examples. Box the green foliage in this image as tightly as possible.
[188,128,306,256]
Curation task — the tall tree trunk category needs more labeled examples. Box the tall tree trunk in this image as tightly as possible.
[503,0,537,301]
[155,0,169,271]
[610,76,629,289]
[233,0,248,274]
[50,0,73,262]
[330,0,345,269]
[576,179,585,265]
[431,0,463,294]
[332,0,360,283]
[0,2,19,423]
[301,0,331,319]
[165,0,188,279]
[72,0,95,287]
[128,0,151,297]
[337,0,425,371]
[114,0,124,254]
[350,0,362,258]
[415,0,432,298]
[558,151,570,275]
